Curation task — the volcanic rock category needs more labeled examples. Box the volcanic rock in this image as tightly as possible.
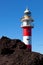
[0,36,43,65]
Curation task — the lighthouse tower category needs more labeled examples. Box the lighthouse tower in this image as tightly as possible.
[21,8,34,51]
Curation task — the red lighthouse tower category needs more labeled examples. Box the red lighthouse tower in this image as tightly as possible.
[21,8,34,51]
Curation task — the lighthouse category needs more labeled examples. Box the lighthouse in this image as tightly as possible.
[20,8,34,51]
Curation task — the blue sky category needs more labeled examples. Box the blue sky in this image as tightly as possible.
[0,0,43,54]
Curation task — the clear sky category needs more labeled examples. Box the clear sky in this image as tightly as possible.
[0,0,43,54]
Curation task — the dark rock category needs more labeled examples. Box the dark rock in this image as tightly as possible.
[0,36,43,65]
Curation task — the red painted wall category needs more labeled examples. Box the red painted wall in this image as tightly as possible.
[23,27,32,36]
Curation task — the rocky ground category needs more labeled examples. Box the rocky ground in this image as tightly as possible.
[0,36,43,65]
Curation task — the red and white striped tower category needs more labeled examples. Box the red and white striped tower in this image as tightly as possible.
[21,8,34,51]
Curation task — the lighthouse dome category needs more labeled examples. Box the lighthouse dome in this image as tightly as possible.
[24,8,31,14]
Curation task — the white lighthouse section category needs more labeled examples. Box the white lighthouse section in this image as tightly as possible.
[22,21,32,27]
[23,36,31,45]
